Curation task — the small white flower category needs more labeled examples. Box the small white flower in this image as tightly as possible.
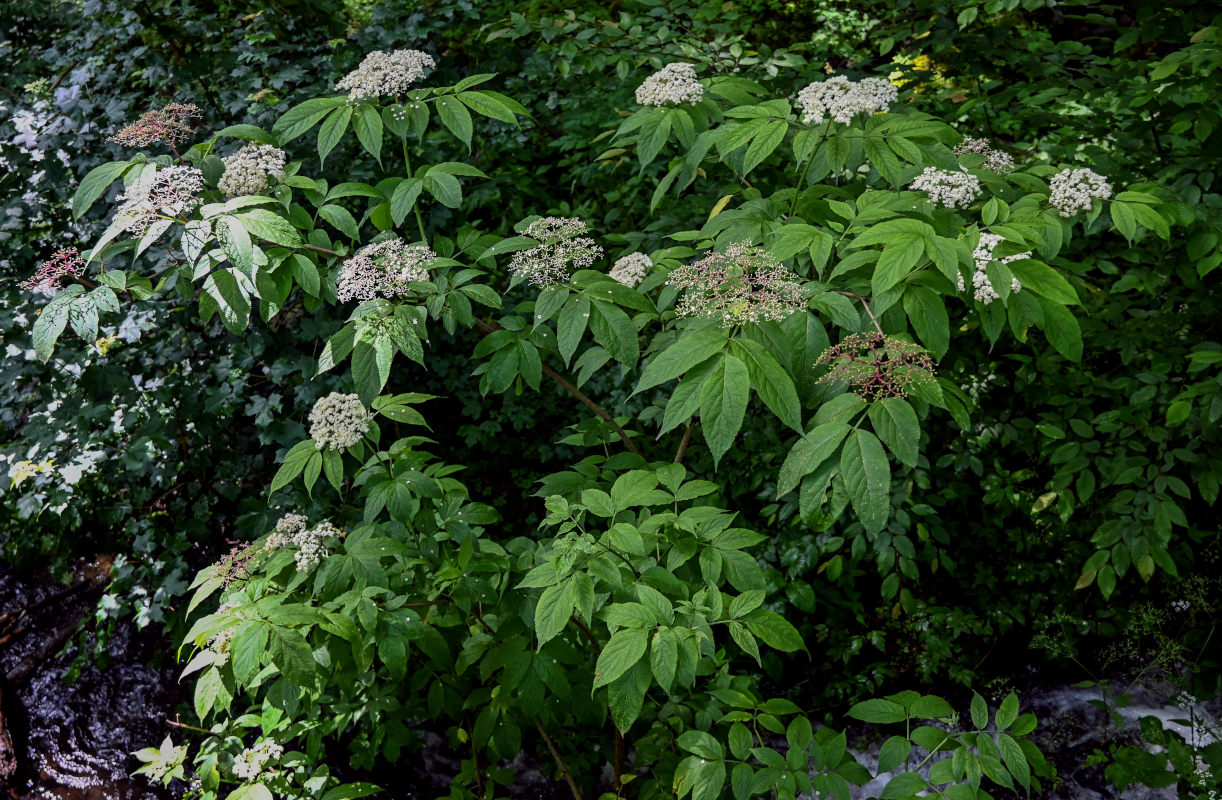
[608,252,651,288]
[796,75,897,124]
[308,392,371,451]
[635,63,704,106]
[1049,168,1112,217]
[232,739,284,781]
[113,165,204,235]
[910,167,983,209]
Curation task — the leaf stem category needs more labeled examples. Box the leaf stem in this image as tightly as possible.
[534,716,585,800]
[835,291,885,336]
[403,139,428,242]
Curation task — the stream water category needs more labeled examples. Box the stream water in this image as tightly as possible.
[0,565,1215,799]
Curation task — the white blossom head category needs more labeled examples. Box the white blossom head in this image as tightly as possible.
[292,521,342,571]
[266,512,307,550]
[967,232,1029,304]
[909,167,982,209]
[796,76,897,125]
[309,392,371,451]
[508,217,602,287]
[218,144,287,197]
[635,63,704,106]
[609,252,651,288]
[953,138,1014,173]
[114,165,205,235]
[1049,168,1112,217]
[337,239,436,303]
[336,49,436,101]
[668,242,805,326]
[232,740,284,781]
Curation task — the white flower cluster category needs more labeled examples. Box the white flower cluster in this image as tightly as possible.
[218,144,287,197]
[309,392,371,451]
[509,217,603,287]
[961,232,1028,304]
[337,239,436,302]
[232,740,284,781]
[336,49,436,101]
[1049,168,1112,217]
[635,63,704,106]
[262,514,339,571]
[668,242,806,326]
[1171,598,1192,612]
[796,75,897,124]
[265,512,308,550]
[909,167,983,209]
[609,252,651,288]
[953,137,1014,173]
[292,521,342,571]
[114,165,205,235]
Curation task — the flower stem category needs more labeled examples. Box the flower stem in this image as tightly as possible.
[403,140,428,242]
[835,290,885,335]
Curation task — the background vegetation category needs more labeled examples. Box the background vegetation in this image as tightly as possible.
[1,0,1219,798]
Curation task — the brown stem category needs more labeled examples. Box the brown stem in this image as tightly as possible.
[301,243,342,256]
[474,318,640,455]
[835,291,885,336]
[673,420,694,464]
[570,616,602,654]
[534,716,584,800]
[72,276,98,289]
[168,718,211,735]
[614,730,626,797]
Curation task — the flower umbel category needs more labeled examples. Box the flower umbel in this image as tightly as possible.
[232,739,285,781]
[796,76,897,124]
[609,252,651,288]
[113,165,205,236]
[309,392,371,451]
[635,63,704,106]
[337,239,436,302]
[667,243,805,326]
[110,103,201,147]
[1049,168,1112,217]
[965,232,1029,304]
[218,144,287,197]
[816,333,936,400]
[336,49,436,101]
[953,138,1014,173]
[508,217,602,287]
[22,248,84,295]
[266,512,308,550]
[909,167,983,209]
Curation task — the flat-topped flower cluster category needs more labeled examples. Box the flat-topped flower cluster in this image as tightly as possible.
[308,392,371,451]
[909,167,983,209]
[336,49,436,101]
[963,232,1029,304]
[795,75,897,124]
[114,165,205,235]
[1050,168,1112,217]
[338,239,436,302]
[668,242,805,326]
[635,63,704,106]
[218,144,287,197]
[509,217,603,287]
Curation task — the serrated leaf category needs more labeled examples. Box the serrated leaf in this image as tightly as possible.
[839,429,891,533]
[593,628,648,689]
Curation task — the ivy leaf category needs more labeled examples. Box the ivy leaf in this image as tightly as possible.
[839,428,891,533]
[593,628,648,689]
[700,354,751,468]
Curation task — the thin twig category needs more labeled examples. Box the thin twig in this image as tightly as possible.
[835,291,885,335]
[534,716,585,800]
[673,420,694,464]
[474,318,640,455]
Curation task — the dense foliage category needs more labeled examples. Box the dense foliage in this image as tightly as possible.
[2,1,1219,799]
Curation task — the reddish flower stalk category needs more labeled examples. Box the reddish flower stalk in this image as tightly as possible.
[815,333,936,400]
[109,103,202,149]
[22,248,86,295]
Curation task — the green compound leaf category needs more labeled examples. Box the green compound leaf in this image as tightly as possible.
[839,428,891,534]
[593,628,648,690]
[700,353,751,468]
